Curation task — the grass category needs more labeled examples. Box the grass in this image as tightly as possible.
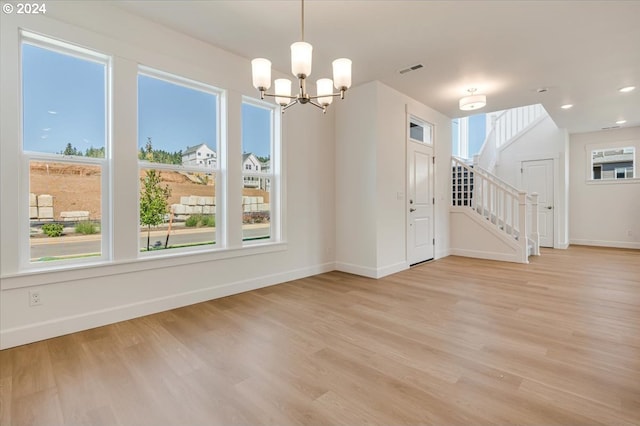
[185,214,215,228]
[75,221,99,235]
[140,240,216,252]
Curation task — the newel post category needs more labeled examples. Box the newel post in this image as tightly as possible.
[518,191,528,263]
[530,192,540,256]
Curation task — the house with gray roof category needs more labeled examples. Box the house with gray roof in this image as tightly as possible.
[182,143,217,168]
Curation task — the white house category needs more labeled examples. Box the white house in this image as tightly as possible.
[182,143,217,168]
[242,152,268,189]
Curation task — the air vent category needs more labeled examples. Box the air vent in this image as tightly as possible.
[601,125,621,130]
[399,64,424,74]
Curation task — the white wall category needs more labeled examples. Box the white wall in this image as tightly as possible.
[334,83,378,274]
[0,3,335,348]
[569,126,640,249]
[450,209,523,263]
[335,81,451,278]
[494,115,570,248]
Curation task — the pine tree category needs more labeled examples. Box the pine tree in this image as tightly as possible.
[62,143,81,156]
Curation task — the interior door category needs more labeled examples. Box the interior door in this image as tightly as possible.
[522,159,554,247]
[407,140,434,264]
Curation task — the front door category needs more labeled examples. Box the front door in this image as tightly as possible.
[522,159,554,247]
[407,140,434,264]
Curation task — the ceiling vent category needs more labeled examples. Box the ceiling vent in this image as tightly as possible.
[399,64,424,74]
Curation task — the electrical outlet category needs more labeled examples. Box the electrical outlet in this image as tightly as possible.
[628,230,633,237]
[29,290,42,306]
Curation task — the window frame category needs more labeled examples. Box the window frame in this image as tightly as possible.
[241,97,281,245]
[19,32,112,270]
[587,143,637,184]
[409,115,433,145]
[137,66,225,256]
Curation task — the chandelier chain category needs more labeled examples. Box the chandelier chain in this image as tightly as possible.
[301,0,305,42]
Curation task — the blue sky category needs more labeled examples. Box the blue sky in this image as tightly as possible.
[22,43,106,154]
[23,43,271,159]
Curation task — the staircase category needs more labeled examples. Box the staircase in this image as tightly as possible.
[451,157,540,263]
[475,104,546,172]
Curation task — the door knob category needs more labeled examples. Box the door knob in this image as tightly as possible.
[546,206,553,210]
[410,208,416,212]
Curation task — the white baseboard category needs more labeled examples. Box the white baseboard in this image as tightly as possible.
[334,262,378,278]
[449,248,526,264]
[376,261,409,278]
[570,239,640,250]
[0,262,335,350]
[334,261,409,279]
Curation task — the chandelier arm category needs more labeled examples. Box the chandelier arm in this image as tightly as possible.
[307,89,348,101]
[282,99,299,112]
[259,91,298,101]
[307,99,328,114]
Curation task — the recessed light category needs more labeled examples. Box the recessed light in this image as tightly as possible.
[561,104,573,109]
[616,120,627,124]
[619,86,636,93]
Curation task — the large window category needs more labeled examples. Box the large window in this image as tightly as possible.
[138,69,221,254]
[591,147,635,180]
[241,100,276,243]
[21,35,109,265]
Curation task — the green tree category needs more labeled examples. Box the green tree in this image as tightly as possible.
[139,169,171,251]
[62,143,81,156]
[144,137,154,162]
[85,146,105,158]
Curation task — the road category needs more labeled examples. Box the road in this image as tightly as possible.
[30,226,270,260]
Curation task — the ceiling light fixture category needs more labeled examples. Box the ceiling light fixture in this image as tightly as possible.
[619,86,636,93]
[561,104,573,109]
[459,88,487,111]
[251,0,351,114]
[616,120,627,125]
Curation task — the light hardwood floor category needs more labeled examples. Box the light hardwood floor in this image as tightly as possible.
[1,246,639,425]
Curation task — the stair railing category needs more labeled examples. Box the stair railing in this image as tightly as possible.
[452,157,540,260]
[474,104,546,172]
[494,104,545,148]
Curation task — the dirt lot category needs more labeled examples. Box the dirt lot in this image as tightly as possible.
[30,162,268,221]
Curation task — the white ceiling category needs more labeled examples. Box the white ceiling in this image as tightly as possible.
[116,0,640,134]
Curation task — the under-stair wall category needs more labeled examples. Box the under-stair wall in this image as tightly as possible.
[450,158,540,264]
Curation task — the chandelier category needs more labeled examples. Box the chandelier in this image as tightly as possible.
[459,88,487,111]
[251,0,352,114]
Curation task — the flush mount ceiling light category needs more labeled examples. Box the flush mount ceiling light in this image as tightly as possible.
[561,104,573,109]
[251,0,352,114]
[616,119,627,125]
[459,88,487,111]
[619,86,636,93]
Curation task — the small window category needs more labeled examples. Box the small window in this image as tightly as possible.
[242,100,277,243]
[591,147,635,180]
[409,116,432,144]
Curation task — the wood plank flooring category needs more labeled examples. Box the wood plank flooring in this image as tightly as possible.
[1,245,639,425]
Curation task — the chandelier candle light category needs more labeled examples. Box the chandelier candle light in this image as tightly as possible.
[251,0,352,113]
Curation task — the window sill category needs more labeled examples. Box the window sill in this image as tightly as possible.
[585,178,640,185]
[0,241,287,290]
